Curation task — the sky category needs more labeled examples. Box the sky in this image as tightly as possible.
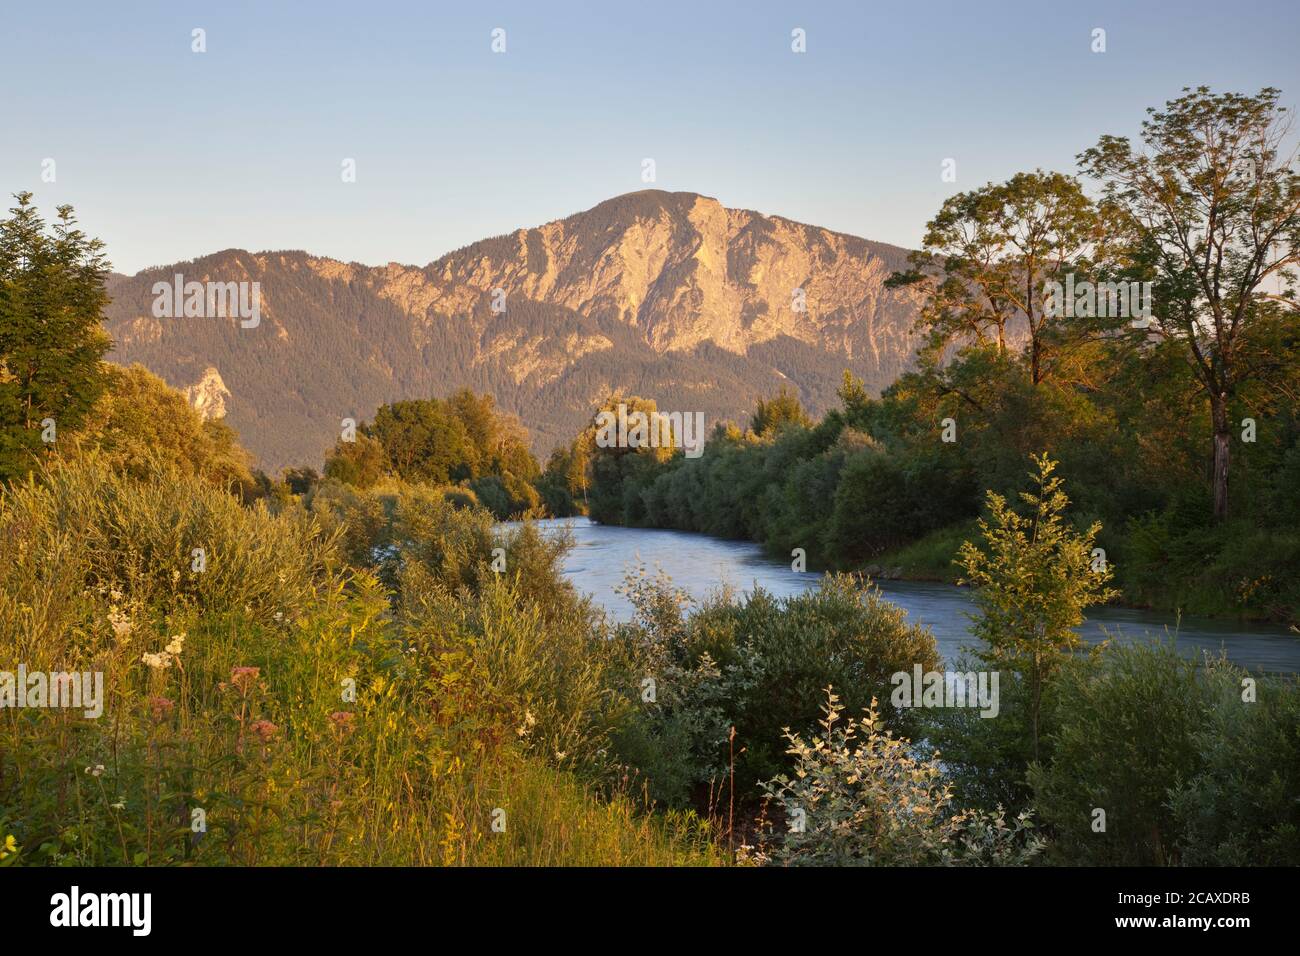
[4,0,1299,275]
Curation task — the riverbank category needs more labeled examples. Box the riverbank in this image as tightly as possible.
[859,520,1300,627]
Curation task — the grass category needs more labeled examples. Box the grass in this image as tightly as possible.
[871,520,977,583]
[0,460,724,867]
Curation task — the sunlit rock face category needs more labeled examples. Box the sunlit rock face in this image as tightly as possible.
[182,366,231,421]
[104,191,924,471]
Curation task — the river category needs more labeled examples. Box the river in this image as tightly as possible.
[516,517,1300,674]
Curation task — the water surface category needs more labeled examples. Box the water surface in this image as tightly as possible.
[514,517,1300,674]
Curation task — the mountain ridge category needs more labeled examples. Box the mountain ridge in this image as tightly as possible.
[103,190,926,471]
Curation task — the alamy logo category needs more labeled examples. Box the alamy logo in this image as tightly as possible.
[891,665,999,718]
[1043,273,1153,327]
[50,886,151,936]
[152,274,261,328]
[594,403,705,458]
[0,666,103,718]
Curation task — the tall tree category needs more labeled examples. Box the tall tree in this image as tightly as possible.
[0,193,111,480]
[1079,87,1300,520]
[887,171,1103,386]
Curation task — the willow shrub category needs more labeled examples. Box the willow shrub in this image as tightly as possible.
[1028,639,1300,866]
[752,690,1044,866]
[612,570,941,806]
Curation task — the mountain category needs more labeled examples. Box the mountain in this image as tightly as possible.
[103,190,926,472]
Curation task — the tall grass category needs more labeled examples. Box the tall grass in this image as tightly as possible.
[0,461,721,866]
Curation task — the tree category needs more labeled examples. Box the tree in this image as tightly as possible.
[956,454,1117,762]
[73,363,254,493]
[1079,87,1300,520]
[0,193,111,481]
[323,432,386,488]
[887,171,1104,386]
[750,386,811,436]
[282,467,320,496]
[369,398,474,484]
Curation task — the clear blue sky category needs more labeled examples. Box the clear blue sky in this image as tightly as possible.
[4,0,1298,274]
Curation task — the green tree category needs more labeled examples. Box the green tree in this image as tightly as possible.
[370,398,474,484]
[750,386,811,436]
[0,193,111,481]
[73,363,254,493]
[323,432,386,488]
[956,454,1117,761]
[887,171,1104,386]
[1079,87,1300,521]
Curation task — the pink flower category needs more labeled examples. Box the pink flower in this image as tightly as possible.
[147,696,175,721]
[230,666,260,694]
[248,719,278,744]
[328,711,356,736]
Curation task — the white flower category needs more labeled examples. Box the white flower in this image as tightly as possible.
[84,764,105,777]
[108,608,133,641]
[164,632,186,656]
[141,651,173,670]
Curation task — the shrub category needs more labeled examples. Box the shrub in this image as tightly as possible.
[1169,671,1300,865]
[1027,641,1228,865]
[0,459,721,867]
[751,690,1045,866]
[612,570,941,803]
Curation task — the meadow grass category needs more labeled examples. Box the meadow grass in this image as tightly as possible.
[0,460,723,866]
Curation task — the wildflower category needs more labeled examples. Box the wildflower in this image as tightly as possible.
[84,764,105,777]
[141,651,172,670]
[230,666,260,694]
[515,709,536,738]
[110,798,126,811]
[249,719,278,744]
[164,632,186,656]
[328,711,356,735]
[0,835,17,861]
[147,697,175,721]
[110,588,123,602]
[108,608,133,641]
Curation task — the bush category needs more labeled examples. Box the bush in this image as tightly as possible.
[0,459,721,867]
[611,570,941,804]
[1169,671,1300,865]
[751,690,1044,866]
[0,459,337,652]
[1027,641,1230,865]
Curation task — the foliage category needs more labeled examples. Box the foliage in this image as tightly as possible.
[0,193,111,483]
[322,389,543,519]
[610,569,941,805]
[0,459,721,866]
[956,454,1117,760]
[750,386,812,436]
[1028,641,1241,865]
[751,689,1045,866]
[68,363,255,494]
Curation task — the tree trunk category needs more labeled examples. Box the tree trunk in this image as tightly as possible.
[1211,397,1230,521]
